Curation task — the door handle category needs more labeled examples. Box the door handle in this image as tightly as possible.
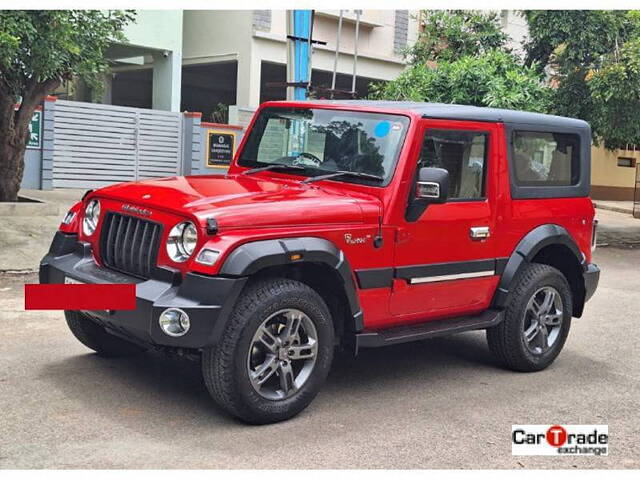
[470,226,490,239]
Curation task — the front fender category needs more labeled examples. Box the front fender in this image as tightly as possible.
[217,236,363,331]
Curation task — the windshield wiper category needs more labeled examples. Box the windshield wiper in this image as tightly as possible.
[242,163,306,175]
[302,170,384,184]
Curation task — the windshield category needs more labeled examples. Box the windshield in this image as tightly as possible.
[238,107,410,185]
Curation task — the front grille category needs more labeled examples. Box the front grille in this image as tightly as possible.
[99,212,162,279]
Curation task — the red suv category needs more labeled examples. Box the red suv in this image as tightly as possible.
[40,101,600,424]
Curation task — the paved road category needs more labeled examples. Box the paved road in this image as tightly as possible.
[1,247,638,469]
[595,209,640,247]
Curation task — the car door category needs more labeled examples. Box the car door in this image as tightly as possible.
[390,119,501,320]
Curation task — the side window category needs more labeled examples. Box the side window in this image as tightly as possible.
[419,129,488,200]
[513,131,580,186]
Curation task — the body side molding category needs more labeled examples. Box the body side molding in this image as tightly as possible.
[356,258,509,289]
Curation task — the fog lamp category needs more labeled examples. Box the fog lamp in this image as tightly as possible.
[159,308,190,337]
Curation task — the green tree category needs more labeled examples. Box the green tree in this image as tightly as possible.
[523,10,640,148]
[406,10,509,64]
[587,39,640,147]
[371,11,550,113]
[0,10,134,201]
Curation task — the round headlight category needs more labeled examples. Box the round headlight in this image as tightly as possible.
[82,199,100,236]
[182,222,198,256]
[166,221,198,262]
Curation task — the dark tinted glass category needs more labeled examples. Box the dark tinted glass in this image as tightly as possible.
[419,129,488,200]
[513,131,580,186]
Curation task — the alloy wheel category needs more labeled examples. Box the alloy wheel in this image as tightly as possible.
[247,308,318,400]
[523,286,564,355]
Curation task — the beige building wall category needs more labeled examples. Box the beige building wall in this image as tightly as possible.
[591,145,638,201]
[500,10,528,57]
[182,10,420,110]
[181,10,252,65]
[124,10,184,53]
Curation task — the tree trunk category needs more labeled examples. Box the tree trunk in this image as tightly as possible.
[0,137,27,201]
[0,94,24,202]
[0,100,28,202]
[0,78,59,201]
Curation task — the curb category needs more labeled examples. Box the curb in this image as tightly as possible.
[0,195,60,217]
[594,202,634,215]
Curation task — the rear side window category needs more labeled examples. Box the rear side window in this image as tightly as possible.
[419,129,488,200]
[513,131,580,186]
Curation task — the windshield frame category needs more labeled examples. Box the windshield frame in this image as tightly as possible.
[236,106,412,187]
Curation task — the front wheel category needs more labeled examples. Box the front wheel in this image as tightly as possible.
[487,264,572,372]
[202,278,335,424]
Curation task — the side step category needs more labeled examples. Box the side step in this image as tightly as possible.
[355,309,503,351]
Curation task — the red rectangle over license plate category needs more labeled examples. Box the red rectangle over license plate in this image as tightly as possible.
[24,284,137,310]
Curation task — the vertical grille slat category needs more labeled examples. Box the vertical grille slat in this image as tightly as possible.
[122,216,134,272]
[145,224,159,278]
[129,220,141,273]
[137,223,149,275]
[106,214,117,265]
[99,212,162,279]
[114,215,126,268]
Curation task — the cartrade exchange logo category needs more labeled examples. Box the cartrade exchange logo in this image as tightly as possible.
[512,425,608,456]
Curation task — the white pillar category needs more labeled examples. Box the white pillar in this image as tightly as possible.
[152,51,182,111]
[236,52,262,109]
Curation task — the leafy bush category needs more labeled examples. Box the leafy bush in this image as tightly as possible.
[370,49,550,112]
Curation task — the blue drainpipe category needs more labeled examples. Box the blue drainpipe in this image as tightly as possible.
[292,10,312,100]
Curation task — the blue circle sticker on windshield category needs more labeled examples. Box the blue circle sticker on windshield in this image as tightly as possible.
[374,121,391,137]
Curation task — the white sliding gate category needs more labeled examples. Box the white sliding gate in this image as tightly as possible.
[52,100,183,188]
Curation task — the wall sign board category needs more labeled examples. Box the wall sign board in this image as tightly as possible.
[206,130,236,168]
[14,106,42,149]
[28,110,42,149]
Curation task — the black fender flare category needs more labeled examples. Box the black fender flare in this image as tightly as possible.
[218,236,363,332]
[493,224,584,308]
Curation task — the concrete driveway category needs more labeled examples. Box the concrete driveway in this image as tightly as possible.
[1,247,639,469]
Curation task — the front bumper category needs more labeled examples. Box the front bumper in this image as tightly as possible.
[39,232,247,349]
[583,263,600,303]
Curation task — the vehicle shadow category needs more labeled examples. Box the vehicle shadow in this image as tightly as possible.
[41,331,492,421]
[42,348,236,427]
[41,330,601,431]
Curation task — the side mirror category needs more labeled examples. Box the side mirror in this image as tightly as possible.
[416,167,449,204]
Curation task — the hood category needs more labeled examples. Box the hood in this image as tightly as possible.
[95,174,382,229]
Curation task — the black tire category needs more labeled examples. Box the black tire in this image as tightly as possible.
[487,264,572,372]
[202,278,335,424]
[65,310,147,357]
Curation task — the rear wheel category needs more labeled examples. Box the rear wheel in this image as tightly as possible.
[487,264,572,372]
[202,278,334,424]
[65,310,147,357]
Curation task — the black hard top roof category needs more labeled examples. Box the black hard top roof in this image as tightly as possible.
[267,100,590,130]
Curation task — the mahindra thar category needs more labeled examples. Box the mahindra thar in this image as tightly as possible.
[40,101,600,424]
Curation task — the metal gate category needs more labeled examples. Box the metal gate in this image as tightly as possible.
[634,161,640,219]
[52,100,182,188]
